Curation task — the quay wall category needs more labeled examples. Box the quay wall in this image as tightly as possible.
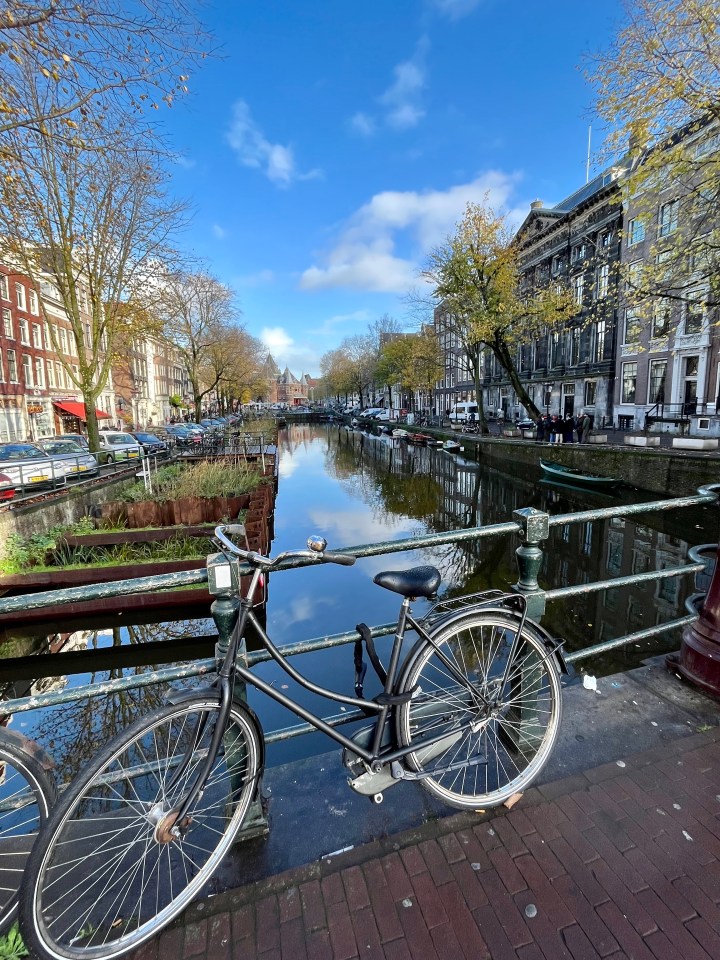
[463,437,719,496]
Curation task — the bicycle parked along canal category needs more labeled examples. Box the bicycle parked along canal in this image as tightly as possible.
[19,523,568,960]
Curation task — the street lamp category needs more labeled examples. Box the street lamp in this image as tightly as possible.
[544,383,552,417]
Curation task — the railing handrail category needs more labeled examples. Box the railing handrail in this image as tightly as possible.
[0,484,717,728]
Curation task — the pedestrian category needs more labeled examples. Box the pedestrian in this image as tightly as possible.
[536,416,545,443]
[562,414,574,444]
[581,411,592,444]
[576,415,583,443]
[551,415,563,444]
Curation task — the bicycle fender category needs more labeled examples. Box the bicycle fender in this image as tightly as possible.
[422,605,569,677]
[164,686,266,794]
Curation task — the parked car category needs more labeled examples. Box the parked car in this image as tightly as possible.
[0,443,67,491]
[517,417,536,430]
[161,425,202,448]
[37,438,99,480]
[0,473,15,500]
[96,431,143,463]
[130,432,170,458]
[374,410,390,422]
[52,433,90,451]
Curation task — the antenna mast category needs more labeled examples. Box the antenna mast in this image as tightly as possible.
[586,125,592,183]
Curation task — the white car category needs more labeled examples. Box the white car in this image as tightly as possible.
[96,431,143,463]
[0,443,66,492]
[37,438,99,480]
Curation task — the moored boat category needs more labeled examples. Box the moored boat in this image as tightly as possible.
[442,439,461,453]
[392,429,410,439]
[539,459,621,490]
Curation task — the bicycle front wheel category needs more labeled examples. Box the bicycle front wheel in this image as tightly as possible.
[0,732,56,934]
[396,612,562,809]
[20,696,262,960]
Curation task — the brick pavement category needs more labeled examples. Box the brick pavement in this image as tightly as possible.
[128,727,720,960]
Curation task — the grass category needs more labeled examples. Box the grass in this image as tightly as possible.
[118,460,263,503]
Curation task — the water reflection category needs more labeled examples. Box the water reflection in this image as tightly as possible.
[0,422,717,771]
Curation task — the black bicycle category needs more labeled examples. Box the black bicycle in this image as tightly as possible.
[19,525,566,960]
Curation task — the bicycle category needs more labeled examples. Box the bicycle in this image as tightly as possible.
[19,525,567,960]
[0,728,56,934]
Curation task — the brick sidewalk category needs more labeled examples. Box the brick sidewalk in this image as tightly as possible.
[128,728,720,960]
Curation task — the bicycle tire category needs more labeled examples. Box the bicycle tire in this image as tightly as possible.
[396,610,562,810]
[0,730,56,935]
[20,696,262,960]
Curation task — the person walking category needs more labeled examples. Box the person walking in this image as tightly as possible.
[562,414,575,444]
[551,415,563,444]
[581,411,592,444]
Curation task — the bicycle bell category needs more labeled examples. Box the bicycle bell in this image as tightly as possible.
[307,535,327,553]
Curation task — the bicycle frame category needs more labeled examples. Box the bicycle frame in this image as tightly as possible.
[229,566,497,770]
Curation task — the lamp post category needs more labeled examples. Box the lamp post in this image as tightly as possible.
[131,379,140,430]
[545,383,552,418]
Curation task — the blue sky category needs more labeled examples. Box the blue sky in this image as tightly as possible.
[162,0,623,376]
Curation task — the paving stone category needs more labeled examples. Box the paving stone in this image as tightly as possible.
[349,906,384,960]
[326,900,358,960]
[341,865,371,912]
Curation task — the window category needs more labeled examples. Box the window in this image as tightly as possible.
[648,359,667,404]
[627,218,645,245]
[0,275,8,300]
[19,318,29,345]
[2,309,12,338]
[34,357,44,387]
[7,349,17,382]
[621,362,637,403]
[15,284,26,311]
[584,380,597,405]
[59,328,67,353]
[28,289,38,315]
[596,263,609,299]
[22,354,32,387]
[626,259,643,292]
[572,274,584,306]
[571,243,587,263]
[551,255,565,275]
[594,320,606,362]
[55,361,63,386]
[658,199,679,237]
[625,309,641,344]
[571,327,580,365]
[600,230,614,248]
[653,300,672,338]
[47,359,55,387]
[685,299,704,335]
[32,324,42,349]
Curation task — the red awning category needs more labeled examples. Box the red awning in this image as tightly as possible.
[52,400,112,421]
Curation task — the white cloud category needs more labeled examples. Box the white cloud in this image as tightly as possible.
[350,112,376,137]
[212,224,227,239]
[261,326,320,372]
[379,56,426,130]
[431,0,481,19]
[300,170,522,293]
[308,310,371,336]
[235,268,274,287]
[174,155,196,170]
[226,100,321,187]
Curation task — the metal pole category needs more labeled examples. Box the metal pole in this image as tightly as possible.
[668,542,720,696]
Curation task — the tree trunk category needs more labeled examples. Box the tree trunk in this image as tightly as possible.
[493,340,541,421]
[472,350,490,434]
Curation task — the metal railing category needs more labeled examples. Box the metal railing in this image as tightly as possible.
[0,484,717,752]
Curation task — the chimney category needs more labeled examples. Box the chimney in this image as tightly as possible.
[530,199,543,211]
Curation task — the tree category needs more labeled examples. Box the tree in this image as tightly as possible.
[375,329,443,411]
[159,271,241,422]
[587,0,720,314]
[0,0,208,137]
[423,201,574,430]
[0,112,184,450]
[208,326,267,410]
[319,348,356,403]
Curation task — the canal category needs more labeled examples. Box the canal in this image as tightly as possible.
[1,422,718,782]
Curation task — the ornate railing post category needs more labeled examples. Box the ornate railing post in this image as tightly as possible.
[667,542,720,697]
[207,551,269,839]
[512,507,549,621]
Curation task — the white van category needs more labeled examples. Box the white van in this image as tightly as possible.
[449,402,479,424]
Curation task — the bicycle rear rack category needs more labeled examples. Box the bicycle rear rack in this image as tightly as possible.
[422,589,522,626]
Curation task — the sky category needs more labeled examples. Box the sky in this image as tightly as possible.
[160,0,624,376]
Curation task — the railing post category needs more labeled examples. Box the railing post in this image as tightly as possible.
[207,552,269,840]
[512,507,549,621]
[667,542,720,697]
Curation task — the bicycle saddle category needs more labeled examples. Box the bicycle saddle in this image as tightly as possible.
[373,566,441,599]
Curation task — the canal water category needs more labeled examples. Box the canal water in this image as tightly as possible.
[1,422,717,780]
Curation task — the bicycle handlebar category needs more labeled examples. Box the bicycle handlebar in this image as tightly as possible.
[213,524,356,568]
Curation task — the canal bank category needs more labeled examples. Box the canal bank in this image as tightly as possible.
[135,655,720,960]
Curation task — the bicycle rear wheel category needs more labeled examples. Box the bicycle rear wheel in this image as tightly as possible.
[0,731,55,934]
[20,696,262,960]
[396,611,561,809]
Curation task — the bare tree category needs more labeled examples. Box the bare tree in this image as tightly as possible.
[0,0,209,137]
[159,271,241,421]
[0,110,185,450]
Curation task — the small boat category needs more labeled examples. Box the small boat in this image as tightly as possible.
[407,433,434,445]
[392,429,410,439]
[539,459,621,490]
[443,439,461,453]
